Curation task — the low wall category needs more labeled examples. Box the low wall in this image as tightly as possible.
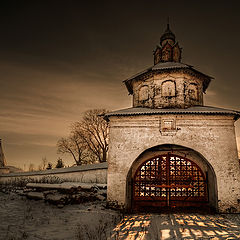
[0,162,108,184]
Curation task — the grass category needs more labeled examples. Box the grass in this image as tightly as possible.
[75,214,121,240]
[0,176,65,193]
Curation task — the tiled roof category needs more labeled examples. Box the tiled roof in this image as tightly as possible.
[152,62,191,70]
[105,106,240,120]
[124,62,211,82]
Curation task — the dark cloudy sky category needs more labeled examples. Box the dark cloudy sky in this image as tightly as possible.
[1,1,240,169]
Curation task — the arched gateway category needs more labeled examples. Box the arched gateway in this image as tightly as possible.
[133,153,208,211]
[124,144,217,212]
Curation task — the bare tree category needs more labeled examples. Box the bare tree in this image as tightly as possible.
[28,163,35,172]
[57,132,92,165]
[38,156,48,171]
[42,157,47,170]
[57,109,109,164]
[73,109,109,163]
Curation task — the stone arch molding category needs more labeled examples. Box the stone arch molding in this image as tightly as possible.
[188,83,199,100]
[161,80,176,97]
[126,144,218,212]
[138,85,149,102]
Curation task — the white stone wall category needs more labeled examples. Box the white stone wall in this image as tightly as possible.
[107,114,240,212]
[132,72,204,108]
[0,163,107,184]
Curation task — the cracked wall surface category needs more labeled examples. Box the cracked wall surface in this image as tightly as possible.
[107,114,240,213]
[132,72,203,109]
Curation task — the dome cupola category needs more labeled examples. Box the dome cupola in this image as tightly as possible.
[154,23,182,64]
[160,23,176,46]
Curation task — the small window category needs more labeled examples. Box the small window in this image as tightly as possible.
[162,80,176,97]
[188,83,198,100]
[138,86,149,101]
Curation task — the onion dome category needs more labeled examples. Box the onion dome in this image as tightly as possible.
[154,23,181,64]
[160,23,176,45]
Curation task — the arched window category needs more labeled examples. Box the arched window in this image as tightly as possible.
[161,80,176,97]
[188,83,198,100]
[162,49,171,61]
[161,44,172,62]
[138,85,149,101]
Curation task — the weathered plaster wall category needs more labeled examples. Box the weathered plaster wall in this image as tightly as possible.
[107,114,240,212]
[0,162,108,184]
[132,72,203,109]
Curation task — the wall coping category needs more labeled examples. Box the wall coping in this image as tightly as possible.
[0,162,108,177]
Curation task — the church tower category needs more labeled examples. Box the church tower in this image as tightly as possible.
[153,23,182,64]
[105,24,240,213]
[124,23,211,109]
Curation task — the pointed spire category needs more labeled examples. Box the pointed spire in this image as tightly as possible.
[0,139,7,167]
[167,23,170,30]
[167,16,170,29]
[160,19,175,46]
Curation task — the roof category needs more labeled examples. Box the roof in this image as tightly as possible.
[105,106,240,121]
[124,62,212,94]
[160,23,176,44]
[152,62,191,70]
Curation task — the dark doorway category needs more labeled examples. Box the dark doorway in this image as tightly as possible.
[133,153,209,212]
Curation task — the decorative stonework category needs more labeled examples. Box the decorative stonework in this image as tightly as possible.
[161,80,176,97]
[128,24,208,109]
[159,118,177,136]
[188,83,199,100]
[132,73,204,109]
[153,24,182,64]
[138,85,149,102]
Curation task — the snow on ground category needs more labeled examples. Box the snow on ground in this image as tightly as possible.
[0,192,120,240]
[1,192,240,240]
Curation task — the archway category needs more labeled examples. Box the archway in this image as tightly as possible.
[126,144,217,212]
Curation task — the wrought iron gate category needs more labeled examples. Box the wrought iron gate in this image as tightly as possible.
[133,153,208,211]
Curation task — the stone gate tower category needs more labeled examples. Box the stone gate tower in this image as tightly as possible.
[105,24,240,213]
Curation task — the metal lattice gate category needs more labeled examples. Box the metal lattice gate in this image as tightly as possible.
[133,153,208,211]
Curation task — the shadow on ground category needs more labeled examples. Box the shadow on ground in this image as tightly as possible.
[112,213,240,239]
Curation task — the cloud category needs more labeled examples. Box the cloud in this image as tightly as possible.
[1,1,240,168]
[1,131,74,169]
[0,59,133,167]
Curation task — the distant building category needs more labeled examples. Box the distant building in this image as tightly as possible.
[0,139,6,167]
[0,139,22,174]
[105,24,240,213]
